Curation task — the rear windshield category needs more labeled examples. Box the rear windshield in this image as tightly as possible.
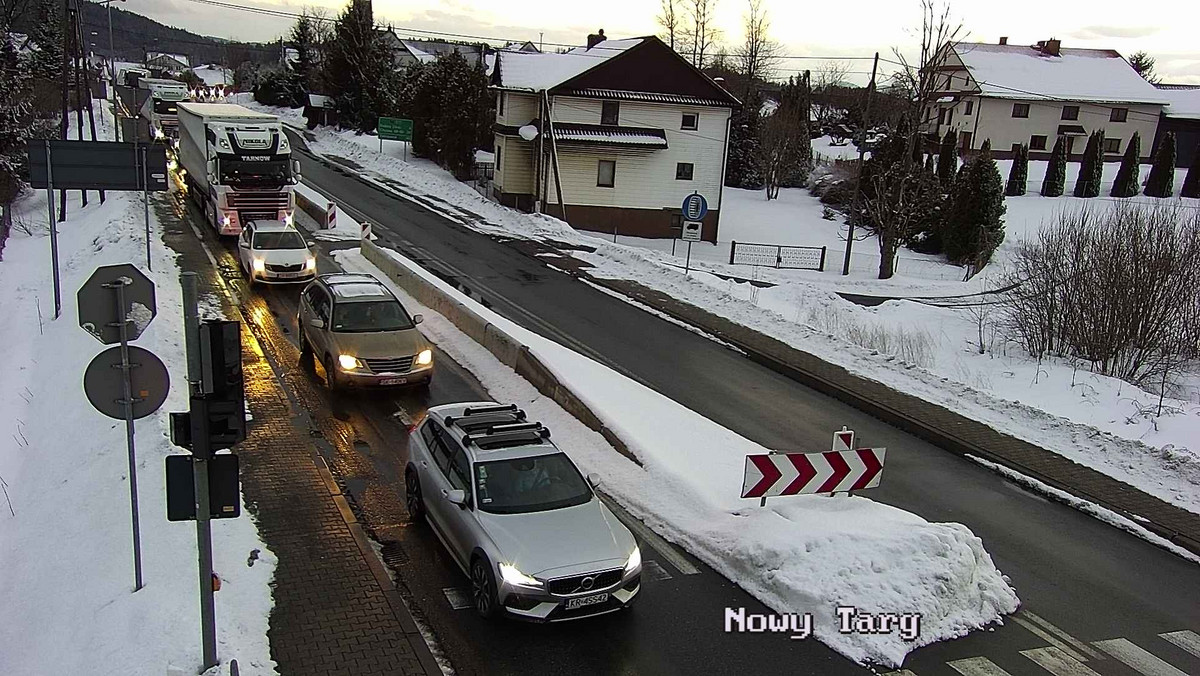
[253,231,306,250]
[474,453,592,514]
[331,300,414,333]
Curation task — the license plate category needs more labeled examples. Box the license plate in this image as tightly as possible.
[564,593,608,610]
[275,271,299,278]
[380,377,407,385]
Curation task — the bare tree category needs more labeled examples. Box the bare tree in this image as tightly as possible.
[657,0,683,51]
[812,60,851,130]
[737,0,779,85]
[890,0,964,155]
[687,0,721,68]
[861,165,940,278]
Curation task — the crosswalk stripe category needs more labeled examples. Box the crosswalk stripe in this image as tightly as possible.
[948,657,1013,675]
[1160,630,1200,659]
[1019,610,1103,660]
[1093,638,1189,676]
[1012,613,1091,663]
[1021,647,1103,676]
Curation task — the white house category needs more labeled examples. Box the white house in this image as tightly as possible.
[490,33,739,241]
[923,39,1169,161]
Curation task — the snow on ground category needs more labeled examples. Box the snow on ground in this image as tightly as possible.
[0,102,276,676]
[295,181,362,242]
[257,102,1200,524]
[334,246,1020,668]
[192,64,231,87]
[812,135,864,161]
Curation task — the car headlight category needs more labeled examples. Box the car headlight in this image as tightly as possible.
[222,215,232,227]
[624,546,641,574]
[252,258,265,272]
[338,354,362,370]
[305,256,316,271]
[498,563,543,588]
[416,348,433,366]
[284,212,294,226]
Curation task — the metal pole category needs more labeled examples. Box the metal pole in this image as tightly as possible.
[183,274,217,671]
[142,146,151,271]
[45,141,61,320]
[842,52,879,276]
[108,0,116,141]
[685,241,692,276]
[111,278,143,591]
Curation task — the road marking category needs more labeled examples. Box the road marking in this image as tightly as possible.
[947,657,1013,675]
[598,495,699,576]
[442,587,471,610]
[641,559,673,582]
[1011,612,1092,663]
[880,671,919,676]
[1093,638,1189,676]
[1018,610,1103,661]
[1160,630,1200,659]
[1021,647,1103,676]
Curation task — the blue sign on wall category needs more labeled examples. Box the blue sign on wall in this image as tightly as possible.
[682,193,708,221]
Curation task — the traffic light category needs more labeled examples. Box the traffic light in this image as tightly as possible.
[198,319,245,454]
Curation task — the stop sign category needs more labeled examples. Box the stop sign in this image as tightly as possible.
[77,263,157,344]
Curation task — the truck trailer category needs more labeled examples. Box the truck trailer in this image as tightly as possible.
[177,102,300,236]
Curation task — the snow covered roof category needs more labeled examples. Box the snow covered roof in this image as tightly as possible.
[494,38,645,91]
[1156,85,1200,120]
[952,42,1169,105]
[400,40,436,64]
[146,52,190,67]
[551,122,667,148]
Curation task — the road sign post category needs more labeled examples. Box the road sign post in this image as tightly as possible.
[79,264,165,593]
[378,117,414,161]
[681,220,702,276]
[44,141,61,319]
[740,427,886,506]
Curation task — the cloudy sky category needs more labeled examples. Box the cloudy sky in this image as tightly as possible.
[121,0,1200,84]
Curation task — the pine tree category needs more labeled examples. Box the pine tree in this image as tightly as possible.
[1110,131,1141,197]
[1182,143,1200,199]
[1143,131,1177,198]
[937,129,957,186]
[724,90,764,189]
[1005,144,1028,196]
[323,0,397,132]
[1073,130,1103,198]
[1041,136,1067,196]
[27,0,64,83]
[944,141,1006,267]
[290,12,319,92]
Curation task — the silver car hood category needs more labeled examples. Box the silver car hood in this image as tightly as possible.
[477,498,634,578]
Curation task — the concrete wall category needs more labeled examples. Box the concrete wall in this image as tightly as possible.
[360,238,638,464]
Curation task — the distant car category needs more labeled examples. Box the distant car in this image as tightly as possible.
[236,220,316,285]
[297,273,434,390]
[405,402,642,622]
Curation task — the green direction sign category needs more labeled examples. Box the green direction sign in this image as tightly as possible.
[378,117,413,142]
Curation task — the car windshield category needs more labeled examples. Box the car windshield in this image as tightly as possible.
[331,300,413,333]
[474,453,592,514]
[253,231,306,250]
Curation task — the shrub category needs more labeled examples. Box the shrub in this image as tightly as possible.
[1005,144,1028,196]
[1110,131,1142,198]
[1041,136,1067,197]
[1144,131,1177,198]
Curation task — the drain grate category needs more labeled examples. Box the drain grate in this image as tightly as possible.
[379,540,408,568]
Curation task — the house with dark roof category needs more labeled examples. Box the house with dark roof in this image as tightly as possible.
[1153,84,1200,168]
[377,29,487,70]
[922,38,1169,161]
[490,33,739,241]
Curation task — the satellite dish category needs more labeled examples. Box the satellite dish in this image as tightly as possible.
[518,125,539,141]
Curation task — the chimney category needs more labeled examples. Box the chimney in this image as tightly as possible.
[999,36,1008,45]
[1043,38,1061,56]
[587,29,606,50]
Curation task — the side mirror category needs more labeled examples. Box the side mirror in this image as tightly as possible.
[307,241,316,249]
[586,473,602,488]
[412,314,424,325]
[308,318,325,329]
[444,488,468,508]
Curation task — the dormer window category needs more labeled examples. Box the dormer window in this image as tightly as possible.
[601,101,619,126]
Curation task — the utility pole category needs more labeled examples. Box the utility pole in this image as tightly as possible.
[842,52,879,276]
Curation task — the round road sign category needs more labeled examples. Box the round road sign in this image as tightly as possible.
[83,345,171,420]
[681,193,708,221]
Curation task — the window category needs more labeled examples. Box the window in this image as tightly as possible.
[1061,105,1079,120]
[331,300,414,333]
[421,422,453,474]
[253,231,306,250]
[1030,135,1048,151]
[497,92,504,117]
[1104,137,1121,153]
[681,113,698,130]
[307,287,330,321]
[937,108,947,125]
[601,100,620,125]
[597,160,615,187]
[445,441,471,491]
[473,453,593,514]
[1012,103,1030,118]
[960,131,972,151]
[1110,107,1128,122]
[495,144,501,172]
[676,162,694,180]
[964,100,974,115]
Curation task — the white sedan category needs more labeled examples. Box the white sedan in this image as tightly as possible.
[237,220,317,285]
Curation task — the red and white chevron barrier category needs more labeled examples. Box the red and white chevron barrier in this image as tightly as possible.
[326,202,336,230]
[741,428,885,499]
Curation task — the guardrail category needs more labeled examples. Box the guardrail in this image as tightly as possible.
[729,240,827,271]
[360,238,638,464]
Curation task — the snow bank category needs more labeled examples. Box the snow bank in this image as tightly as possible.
[0,143,275,673]
[335,247,1020,668]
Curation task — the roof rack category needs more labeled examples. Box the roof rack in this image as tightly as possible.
[444,404,525,429]
[322,273,379,285]
[462,421,551,448]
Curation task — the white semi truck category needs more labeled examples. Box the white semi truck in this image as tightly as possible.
[137,78,191,141]
[177,102,300,236]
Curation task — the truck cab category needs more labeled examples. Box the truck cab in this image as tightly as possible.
[137,78,191,142]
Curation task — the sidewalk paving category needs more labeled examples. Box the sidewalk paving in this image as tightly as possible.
[159,200,438,676]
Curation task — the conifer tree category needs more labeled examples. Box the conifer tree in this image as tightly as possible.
[1143,131,1177,198]
[1073,130,1103,198]
[1041,136,1067,197]
[1005,144,1028,196]
[944,140,1006,267]
[27,0,64,83]
[937,129,957,186]
[1110,131,1142,198]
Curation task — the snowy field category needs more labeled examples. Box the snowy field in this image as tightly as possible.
[249,101,1200,527]
[0,104,276,675]
[335,246,1019,668]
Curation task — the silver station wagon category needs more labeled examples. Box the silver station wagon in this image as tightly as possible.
[405,402,642,621]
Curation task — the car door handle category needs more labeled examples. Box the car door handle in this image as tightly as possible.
[440,489,449,497]
[421,461,429,468]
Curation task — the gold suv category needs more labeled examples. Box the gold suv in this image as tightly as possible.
[297,273,433,390]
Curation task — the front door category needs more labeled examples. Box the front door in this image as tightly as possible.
[960,131,973,152]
